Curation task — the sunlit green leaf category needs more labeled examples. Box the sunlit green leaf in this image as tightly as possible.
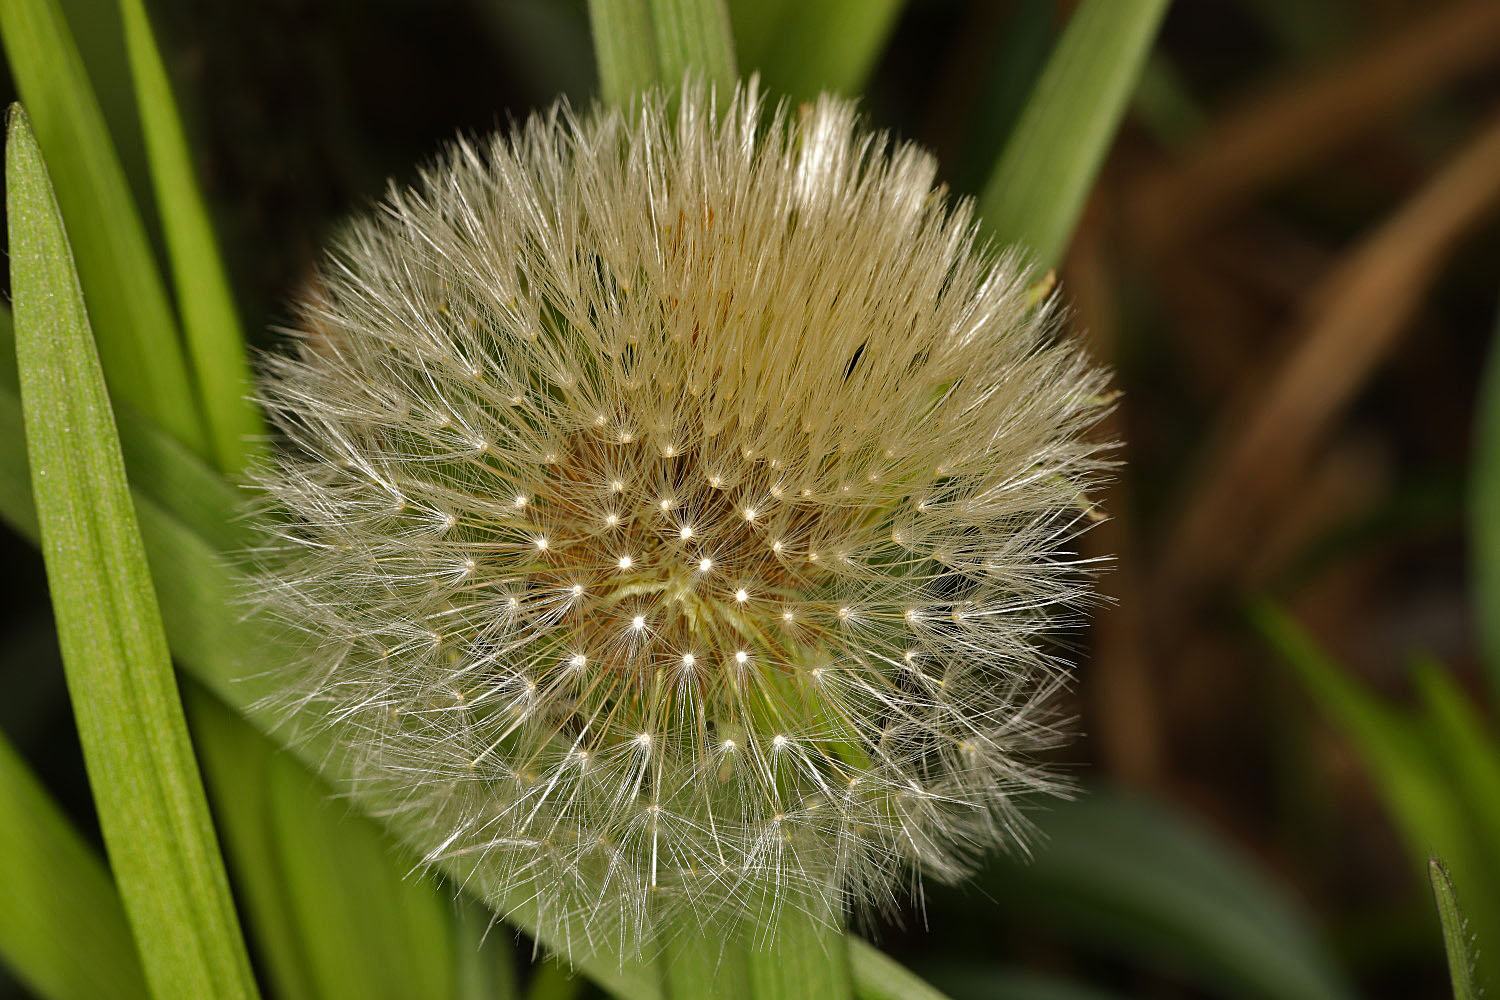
[118,0,264,473]
[648,0,737,93]
[0,0,206,456]
[6,103,257,1000]
[731,0,904,100]
[979,0,1170,265]
[588,0,659,106]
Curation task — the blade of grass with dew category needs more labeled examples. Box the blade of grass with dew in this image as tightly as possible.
[6,104,258,1000]
[1471,292,1500,698]
[647,0,736,92]
[1430,859,1482,1000]
[118,0,263,474]
[588,0,659,107]
[736,0,904,100]
[0,727,150,1000]
[978,0,1170,265]
[0,0,206,457]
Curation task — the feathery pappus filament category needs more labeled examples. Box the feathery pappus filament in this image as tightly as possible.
[251,79,1110,953]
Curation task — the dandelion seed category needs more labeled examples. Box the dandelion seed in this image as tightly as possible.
[252,80,1109,954]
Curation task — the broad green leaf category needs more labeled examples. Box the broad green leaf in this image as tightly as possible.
[732,0,905,100]
[980,785,1356,1000]
[587,0,736,104]
[588,0,659,107]
[848,940,952,1000]
[269,740,459,1000]
[0,727,150,1000]
[527,959,586,1000]
[456,898,520,1000]
[662,913,749,1000]
[0,0,206,457]
[118,0,264,474]
[979,0,1170,265]
[187,686,320,1000]
[1472,295,1500,697]
[6,104,258,999]
[1430,859,1481,1000]
[726,0,791,82]
[745,896,852,1000]
[648,0,737,94]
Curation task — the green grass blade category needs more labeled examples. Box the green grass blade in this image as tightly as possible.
[745,898,852,1000]
[1471,294,1500,697]
[267,748,459,1000]
[6,103,258,1000]
[117,0,263,474]
[0,0,206,457]
[1253,602,1497,993]
[455,899,520,1000]
[526,958,586,1000]
[726,0,790,81]
[0,727,151,1000]
[978,0,1170,265]
[848,940,952,1000]
[661,913,750,1000]
[982,785,1356,1000]
[648,0,737,92]
[1430,859,1482,1000]
[588,0,660,106]
[1413,658,1500,861]
[732,0,904,100]
[186,687,320,1000]
[1251,600,1465,857]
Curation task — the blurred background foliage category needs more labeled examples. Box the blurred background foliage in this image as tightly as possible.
[2,0,1499,998]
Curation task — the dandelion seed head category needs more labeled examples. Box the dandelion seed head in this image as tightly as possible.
[252,80,1109,953]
